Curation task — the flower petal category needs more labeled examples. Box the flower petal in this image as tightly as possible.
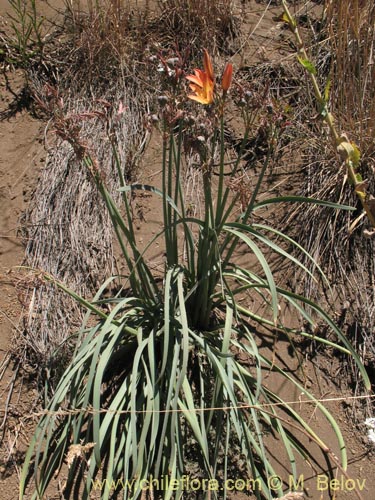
[186,74,204,87]
[188,94,211,105]
[186,51,215,105]
[203,49,214,82]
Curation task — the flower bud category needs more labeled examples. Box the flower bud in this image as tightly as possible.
[221,62,233,93]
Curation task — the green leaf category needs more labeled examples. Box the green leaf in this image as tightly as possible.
[225,227,279,325]
[252,195,355,212]
[297,56,317,75]
[274,11,295,28]
[324,76,332,102]
[350,143,361,167]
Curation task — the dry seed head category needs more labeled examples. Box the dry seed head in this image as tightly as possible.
[183,114,196,127]
[157,95,168,107]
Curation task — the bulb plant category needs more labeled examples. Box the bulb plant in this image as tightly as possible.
[20,49,370,500]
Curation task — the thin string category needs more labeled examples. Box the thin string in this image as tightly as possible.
[10,393,375,420]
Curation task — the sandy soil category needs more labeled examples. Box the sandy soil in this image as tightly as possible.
[0,70,44,499]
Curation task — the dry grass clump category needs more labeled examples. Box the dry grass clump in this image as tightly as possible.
[155,0,238,56]
[275,0,375,401]
[4,1,148,382]
[54,0,239,91]
[59,0,153,88]
[325,0,375,150]
[18,81,149,386]
[290,146,375,400]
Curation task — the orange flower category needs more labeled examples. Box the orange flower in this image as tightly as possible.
[221,62,233,94]
[186,49,215,105]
